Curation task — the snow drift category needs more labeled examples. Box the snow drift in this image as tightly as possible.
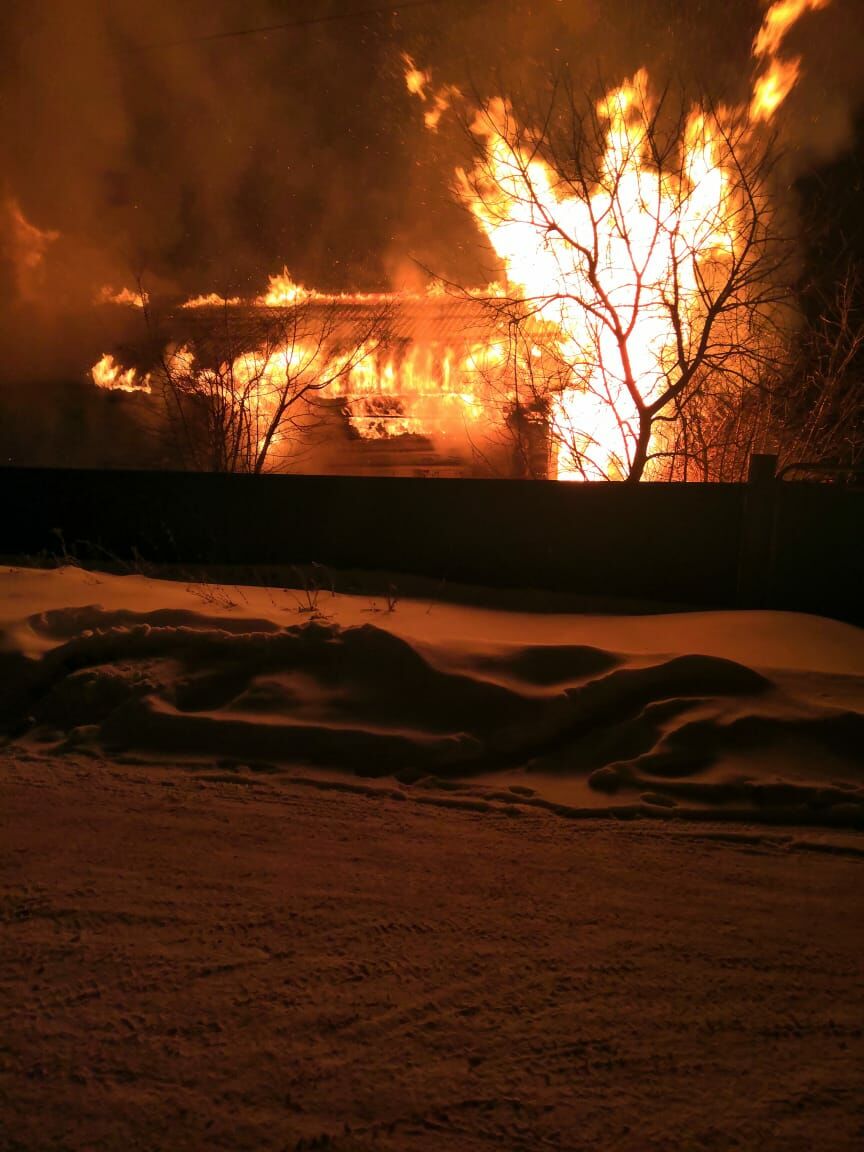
[1,566,862,829]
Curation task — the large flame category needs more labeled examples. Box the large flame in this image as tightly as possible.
[89,8,832,478]
[157,339,337,465]
[90,335,503,455]
[753,0,831,59]
[401,1,832,478]
[456,75,740,478]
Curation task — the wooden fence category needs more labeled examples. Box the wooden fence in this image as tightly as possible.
[1,462,861,621]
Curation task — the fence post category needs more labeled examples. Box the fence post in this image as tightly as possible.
[736,452,779,609]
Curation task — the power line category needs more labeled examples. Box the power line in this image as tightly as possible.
[149,0,471,49]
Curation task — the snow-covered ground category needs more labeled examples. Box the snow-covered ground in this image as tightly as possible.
[2,564,863,829]
[2,564,863,1149]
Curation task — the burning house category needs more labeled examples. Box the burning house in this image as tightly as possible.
[92,282,554,478]
[80,0,838,484]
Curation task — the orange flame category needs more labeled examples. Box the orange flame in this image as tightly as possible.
[256,268,311,307]
[97,285,148,308]
[333,341,504,439]
[753,0,831,59]
[751,59,801,121]
[402,53,461,132]
[91,353,152,394]
[457,73,739,478]
[402,54,429,99]
[87,12,831,477]
[182,292,241,309]
[751,0,832,121]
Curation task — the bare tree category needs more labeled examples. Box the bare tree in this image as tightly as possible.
[151,297,390,474]
[774,265,864,476]
[456,74,792,481]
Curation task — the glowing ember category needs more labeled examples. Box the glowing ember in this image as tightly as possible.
[91,353,152,394]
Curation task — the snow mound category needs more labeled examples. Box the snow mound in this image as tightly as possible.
[2,567,863,830]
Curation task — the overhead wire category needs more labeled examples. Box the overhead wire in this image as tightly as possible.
[148,0,476,49]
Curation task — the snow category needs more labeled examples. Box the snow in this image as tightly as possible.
[2,564,862,830]
[3,755,863,1150]
[2,563,863,1148]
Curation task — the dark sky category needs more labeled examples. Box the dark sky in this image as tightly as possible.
[1,0,862,302]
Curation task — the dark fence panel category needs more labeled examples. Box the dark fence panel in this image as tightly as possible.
[0,467,860,620]
[771,484,863,622]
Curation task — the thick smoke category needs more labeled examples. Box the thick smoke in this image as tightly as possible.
[0,0,425,301]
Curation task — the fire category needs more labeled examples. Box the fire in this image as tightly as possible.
[162,338,327,412]
[397,0,832,478]
[455,73,740,478]
[401,53,460,132]
[256,268,311,307]
[751,59,801,122]
[753,0,831,59]
[751,0,832,121]
[402,54,429,99]
[90,328,508,456]
[336,342,503,440]
[87,9,833,479]
[182,292,241,309]
[97,285,148,308]
[91,353,152,394]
